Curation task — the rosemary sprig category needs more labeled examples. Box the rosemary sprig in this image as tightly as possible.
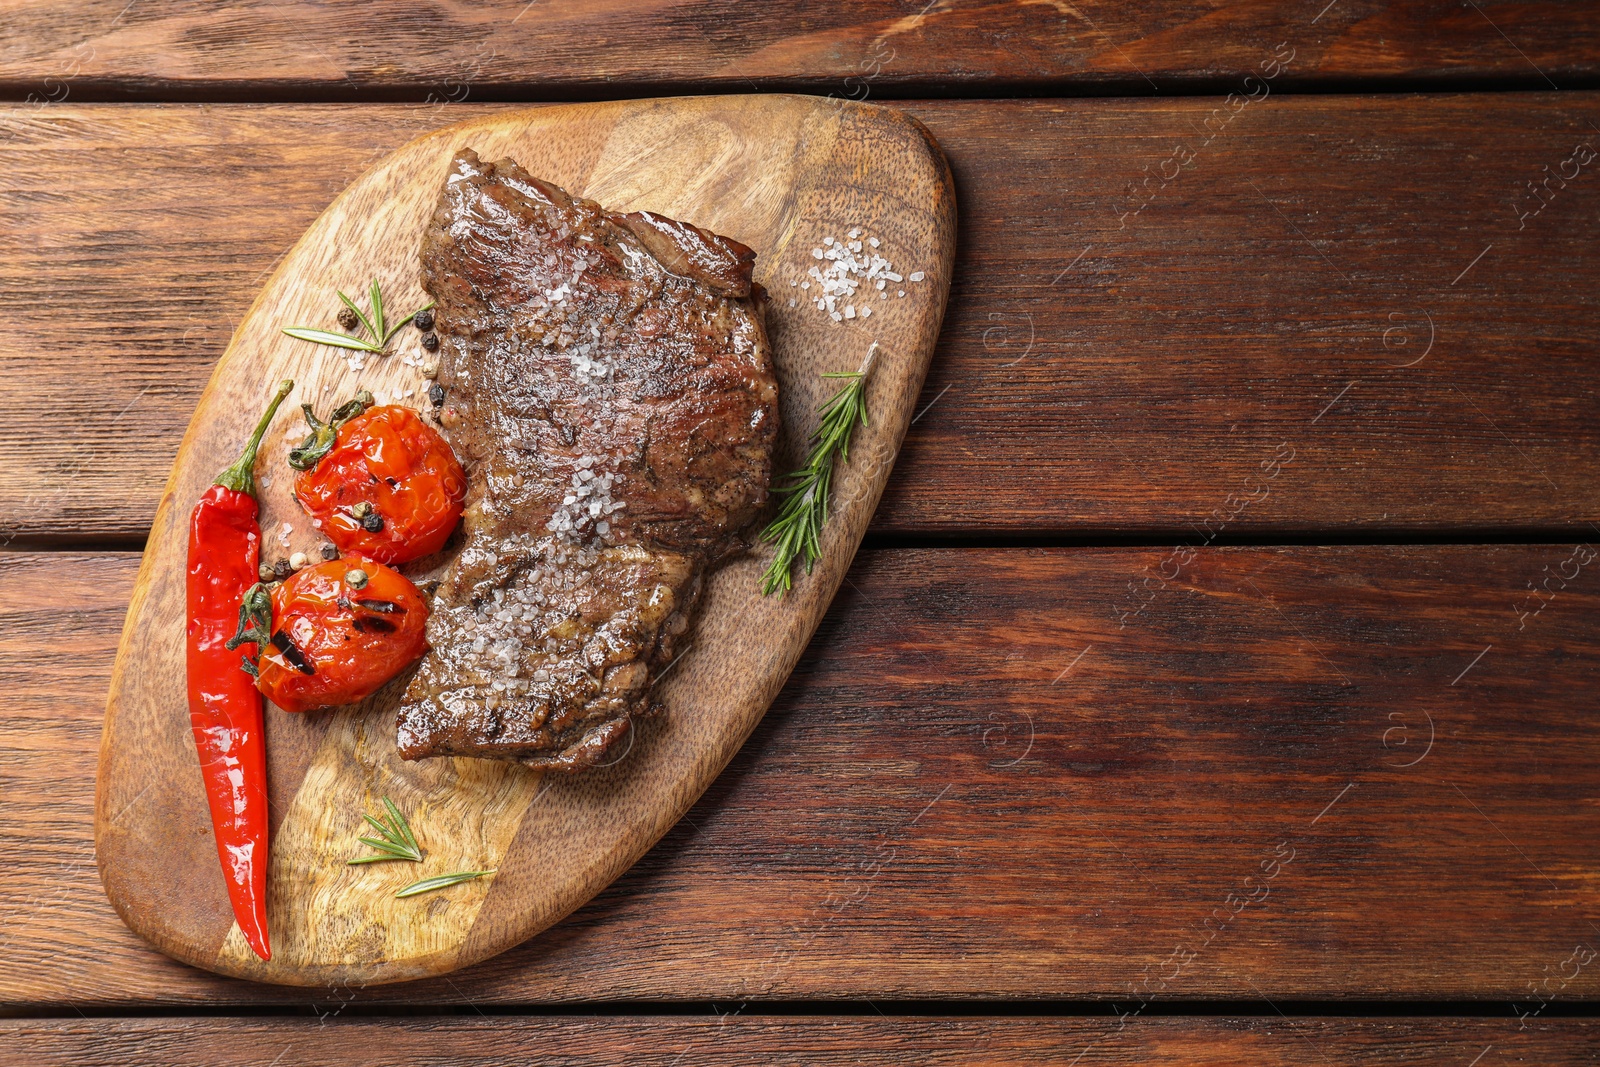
[347,796,424,865]
[283,279,434,355]
[395,870,497,898]
[344,798,497,897]
[758,343,877,596]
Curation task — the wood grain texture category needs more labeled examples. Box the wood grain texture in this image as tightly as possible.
[4,0,1600,97]
[95,96,955,986]
[4,96,1600,542]
[1,1016,1597,1066]
[11,546,1600,1005]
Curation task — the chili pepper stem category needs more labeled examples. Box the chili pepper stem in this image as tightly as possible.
[215,380,295,495]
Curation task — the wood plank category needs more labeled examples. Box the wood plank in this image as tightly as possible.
[1,1016,1596,1066]
[4,1,1599,97]
[5,96,1600,541]
[7,546,1600,1005]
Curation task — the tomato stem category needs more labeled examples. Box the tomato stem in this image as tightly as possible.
[225,581,275,675]
[215,380,294,495]
[288,389,375,471]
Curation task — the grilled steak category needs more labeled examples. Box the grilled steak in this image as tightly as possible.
[396,148,779,769]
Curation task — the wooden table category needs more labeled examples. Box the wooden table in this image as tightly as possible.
[4,3,1600,1062]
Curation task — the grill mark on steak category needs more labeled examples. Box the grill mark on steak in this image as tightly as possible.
[396,148,779,770]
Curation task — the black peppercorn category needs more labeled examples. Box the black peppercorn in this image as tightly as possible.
[421,332,440,351]
[413,309,435,331]
[273,558,293,580]
[428,381,445,407]
[320,543,339,561]
[337,307,360,331]
[361,510,384,533]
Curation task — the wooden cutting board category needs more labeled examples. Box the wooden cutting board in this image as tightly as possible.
[96,95,954,987]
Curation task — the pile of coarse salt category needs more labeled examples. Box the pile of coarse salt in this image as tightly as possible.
[546,455,626,542]
[792,228,927,323]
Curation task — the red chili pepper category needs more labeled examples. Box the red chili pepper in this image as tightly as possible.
[185,379,293,961]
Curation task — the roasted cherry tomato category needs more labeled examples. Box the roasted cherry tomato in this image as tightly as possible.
[254,559,429,713]
[290,395,465,564]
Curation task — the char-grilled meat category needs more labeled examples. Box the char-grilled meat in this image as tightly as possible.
[396,149,779,770]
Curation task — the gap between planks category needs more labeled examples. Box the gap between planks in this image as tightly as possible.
[4,74,1600,105]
